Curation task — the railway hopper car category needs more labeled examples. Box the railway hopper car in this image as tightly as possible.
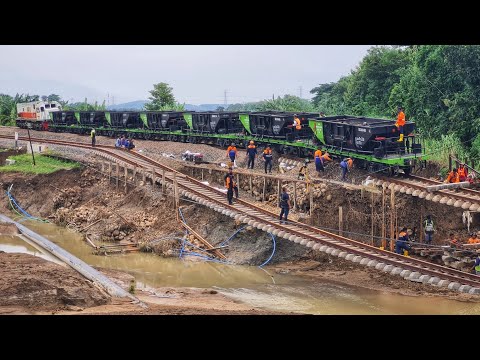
[309,115,424,174]
[240,111,317,141]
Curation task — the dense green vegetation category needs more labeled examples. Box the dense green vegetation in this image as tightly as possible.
[309,45,480,163]
[0,153,80,174]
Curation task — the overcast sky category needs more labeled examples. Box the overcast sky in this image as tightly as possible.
[0,45,372,105]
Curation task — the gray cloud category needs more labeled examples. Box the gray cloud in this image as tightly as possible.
[0,45,372,104]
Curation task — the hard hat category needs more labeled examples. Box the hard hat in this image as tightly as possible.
[231,142,235,146]
[249,140,254,144]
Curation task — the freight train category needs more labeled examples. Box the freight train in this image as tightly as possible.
[15,101,426,175]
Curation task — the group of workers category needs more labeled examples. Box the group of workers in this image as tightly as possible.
[90,129,135,151]
[226,141,273,174]
[229,140,354,182]
[445,164,470,183]
[115,135,135,150]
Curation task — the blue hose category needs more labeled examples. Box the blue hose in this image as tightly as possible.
[220,225,246,247]
[258,232,276,268]
[6,190,48,223]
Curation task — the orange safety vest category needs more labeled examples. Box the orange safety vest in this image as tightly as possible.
[468,237,480,244]
[347,158,353,168]
[396,111,406,127]
[294,117,301,130]
[322,154,332,162]
[446,171,459,183]
[225,174,236,189]
[314,149,322,159]
[458,167,467,179]
[226,146,237,156]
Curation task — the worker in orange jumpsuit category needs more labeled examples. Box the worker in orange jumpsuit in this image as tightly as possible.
[314,147,323,173]
[293,115,302,130]
[226,143,237,167]
[395,106,406,142]
[321,152,332,163]
[467,233,480,244]
[445,168,460,183]
[458,164,468,182]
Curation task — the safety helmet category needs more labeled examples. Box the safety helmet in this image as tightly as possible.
[249,140,254,144]
[231,142,235,146]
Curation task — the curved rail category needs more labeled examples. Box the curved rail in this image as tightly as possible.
[3,134,480,291]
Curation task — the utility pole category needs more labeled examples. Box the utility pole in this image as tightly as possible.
[107,93,110,107]
[299,86,303,99]
[26,124,36,166]
[224,90,228,107]
[273,94,275,100]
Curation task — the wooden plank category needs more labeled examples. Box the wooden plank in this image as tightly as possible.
[263,177,266,201]
[338,206,343,236]
[162,169,166,195]
[180,222,226,259]
[390,189,395,252]
[382,186,386,249]
[116,164,119,189]
[293,181,297,210]
[371,191,374,245]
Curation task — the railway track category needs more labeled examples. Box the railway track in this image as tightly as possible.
[373,174,480,211]
[3,134,480,294]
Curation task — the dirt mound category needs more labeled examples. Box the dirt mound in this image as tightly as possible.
[0,252,110,312]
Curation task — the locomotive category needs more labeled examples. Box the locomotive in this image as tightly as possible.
[15,101,426,175]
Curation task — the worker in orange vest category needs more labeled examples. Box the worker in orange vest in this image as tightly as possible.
[263,145,273,174]
[322,152,332,163]
[293,115,302,130]
[314,146,324,173]
[395,106,406,142]
[445,168,460,183]
[458,164,468,182]
[226,143,237,167]
[224,168,238,205]
[246,140,257,169]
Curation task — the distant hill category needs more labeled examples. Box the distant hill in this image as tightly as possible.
[107,101,228,111]
[184,104,228,111]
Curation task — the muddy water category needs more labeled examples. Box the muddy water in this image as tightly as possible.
[2,220,480,314]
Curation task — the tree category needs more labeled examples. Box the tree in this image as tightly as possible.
[0,93,40,125]
[41,95,48,101]
[144,82,176,110]
[216,106,225,111]
[47,94,61,102]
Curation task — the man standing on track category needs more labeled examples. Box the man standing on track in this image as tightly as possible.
[90,128,96,147]
[279,186,291,224]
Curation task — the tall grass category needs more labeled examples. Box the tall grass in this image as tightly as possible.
[422,134,469,168]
